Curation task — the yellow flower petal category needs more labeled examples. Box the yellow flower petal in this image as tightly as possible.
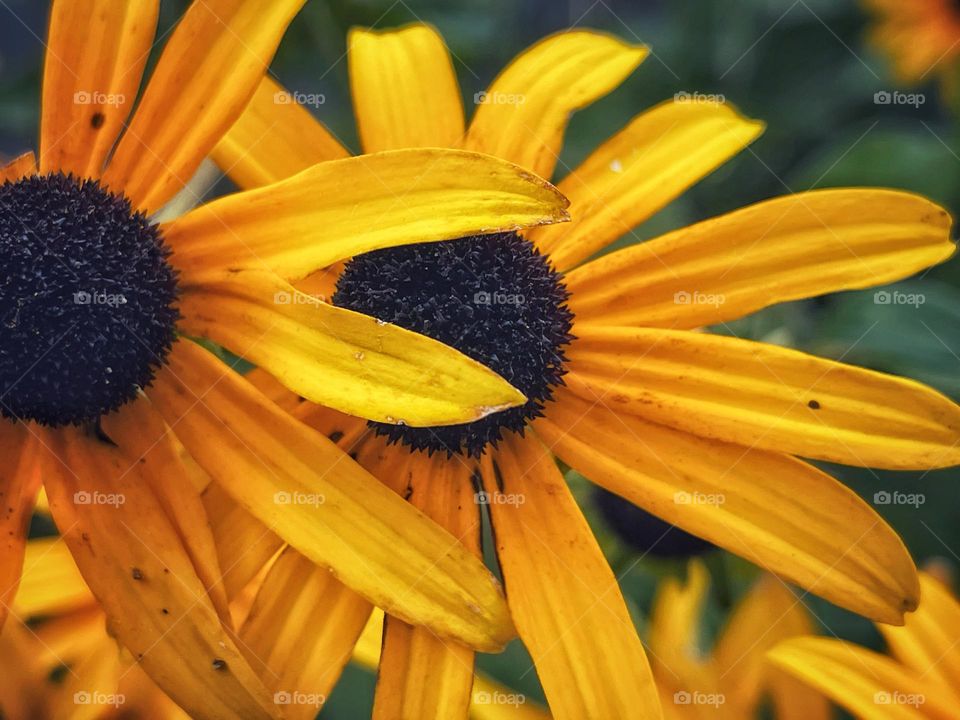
[14,538,93,619]
[768,637,956,720]
[211,75,349,190]
[40,1,158,178]
[166,148,569,283]
[147,340,516,652]
[464,31,648,181]
[531,100,764,270]
[0,422,38,633]
[239,547,372,720]
[373,455,478,720]
[203,482,283,603]
[37,410,279,720]
[538,388,920,625]
[567,189,955,328]
[350,24,465,152]
[177,270,526,426]
[714,575,830,720]
[480,434,662,720]
[353,609,552,720]
[102,0,306,214]
[0,152,36,183]
[879,572,960,696]
[566,325,960,469]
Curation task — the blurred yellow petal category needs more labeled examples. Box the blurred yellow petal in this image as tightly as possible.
[532,100,763,270]
[480,434,662,720]
[769,637,956,720]
[539,388,920,625]
[373,455,479,720]
[166,148,569,283]
[38,406,278,720]
[40,1,158,177]
[178,270,526,426]
[465,31,648,180]
[567,189,954,329]
[714,575,830,719]
[14,538,93,618]
[567,325,960,469]
[350,24,464,152]
[212,75,349,190]
[879,572,960,696]
[102,0,306,213]
[240,547,372,720]
[148,340,516,652]
[649,559,716,691]
[0,422,38,633]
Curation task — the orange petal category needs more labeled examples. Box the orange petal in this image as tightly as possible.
[0,152,37,183]
[102,0,306,213]
[480,434,662,720]
[0,422,39,633]
[211,75,349,190]
[40,1,159,177]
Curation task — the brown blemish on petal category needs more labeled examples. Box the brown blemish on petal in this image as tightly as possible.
[212,658,227,671]
[131,568,143,580]
[808,399,820,410]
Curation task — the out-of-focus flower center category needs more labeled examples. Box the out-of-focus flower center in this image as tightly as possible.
[0,173,179,426]
[334,231,574,456]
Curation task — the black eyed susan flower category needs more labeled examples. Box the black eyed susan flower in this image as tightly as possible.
[770,568,960,718]
[863,0,960,86]
[211,24,960,719]
[0,3,572,716]
[649,560,829,719]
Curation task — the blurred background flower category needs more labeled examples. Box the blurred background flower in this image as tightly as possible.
[3,0,960,717]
